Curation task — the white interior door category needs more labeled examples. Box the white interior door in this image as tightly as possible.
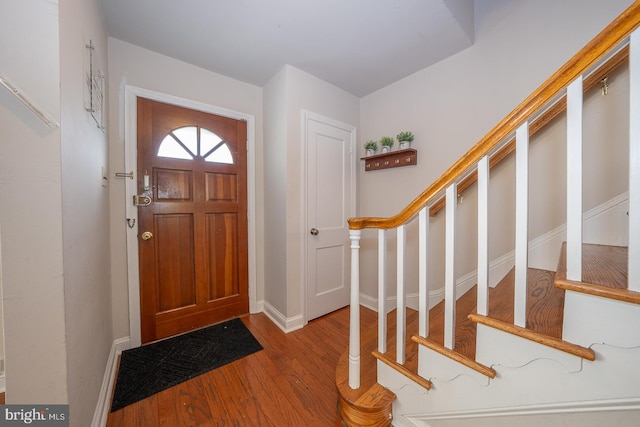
[305,112,356,321]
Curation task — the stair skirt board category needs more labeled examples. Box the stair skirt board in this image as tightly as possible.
[401,398,640,427]
[416,346,491,385]
[379,346,640,427]
[378,338,640,426]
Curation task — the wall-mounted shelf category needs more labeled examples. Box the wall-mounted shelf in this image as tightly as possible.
[361,148,417,171]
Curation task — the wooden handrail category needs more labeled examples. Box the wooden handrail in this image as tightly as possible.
[348,1,640,231]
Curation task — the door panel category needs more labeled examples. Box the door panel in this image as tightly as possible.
[315,245,345,295]
[138,97,248,343]
[156,169,192,200]
[306,115,355,321]
[155,214,196,311]
[206,173,237,202]
[206,213,239,300]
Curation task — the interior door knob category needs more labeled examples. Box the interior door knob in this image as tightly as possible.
[310,228,319,236]
[141,231,153,241]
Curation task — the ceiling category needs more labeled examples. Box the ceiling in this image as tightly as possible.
[99,0,475,97]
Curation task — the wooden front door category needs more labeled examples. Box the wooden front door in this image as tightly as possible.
[137,98,248,343]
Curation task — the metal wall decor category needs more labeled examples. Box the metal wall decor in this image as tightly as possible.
[85,40,105,131]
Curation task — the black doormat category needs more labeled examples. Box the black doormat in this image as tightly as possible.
[111,318,263,411]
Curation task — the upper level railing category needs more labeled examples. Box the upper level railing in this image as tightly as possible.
[346,1,640,390]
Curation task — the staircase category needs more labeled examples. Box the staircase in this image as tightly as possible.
[336,3,640,426]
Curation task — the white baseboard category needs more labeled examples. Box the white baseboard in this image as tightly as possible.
[362,249,515,315]
[91,337,131,427]
[359,192,629,315]
[527,191,629,271]
[261,301,304,333]
[360,290,440,314]
[254,299,264,314]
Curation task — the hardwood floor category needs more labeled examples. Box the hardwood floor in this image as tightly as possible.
[107,307,368,426]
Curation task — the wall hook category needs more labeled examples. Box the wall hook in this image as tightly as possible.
[126,218,136,228]
[600,77,609,95]
[115,171,134,180]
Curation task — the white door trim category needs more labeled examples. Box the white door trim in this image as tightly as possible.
[301,110,357,324]
[124,85,257,348]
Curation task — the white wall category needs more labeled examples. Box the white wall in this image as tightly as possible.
[263,69,289,315]
[59,0,111,425]
[107,39,264,339]
[358,0,634,301]
[0,0,68,404]
[263,65,360,325]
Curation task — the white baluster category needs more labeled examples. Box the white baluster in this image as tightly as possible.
[444,184,457,350]
[477,156,489,316]
[630,28,640,292]
[419,207,429,337]
[349,229,361,389]
[567,76,584,282]
[378,229,387,353]
[515,122,529,328]
[397,225,406,364]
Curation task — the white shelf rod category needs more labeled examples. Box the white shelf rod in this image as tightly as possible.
[0,74,59,129]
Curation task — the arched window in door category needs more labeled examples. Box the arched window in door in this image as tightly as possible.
[157,126,234,164]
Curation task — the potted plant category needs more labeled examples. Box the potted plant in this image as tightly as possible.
[397,131,414,150]
[380,136,394,153]
[364,140,378,156]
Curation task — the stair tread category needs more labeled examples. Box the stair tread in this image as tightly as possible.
[354,382,396,407]
[555,243,639,304]
[426,286,478,360]
[489,267,563,339]
[411,266,566,375]
[381,308,420,374]
[556,243,628,290]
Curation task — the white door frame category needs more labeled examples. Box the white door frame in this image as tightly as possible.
[301,110,357,324]
[124,85,258,348]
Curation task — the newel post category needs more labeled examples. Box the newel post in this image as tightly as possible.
[349,229,361,389]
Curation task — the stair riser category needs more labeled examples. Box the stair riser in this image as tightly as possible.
[416,346,490,385]
[562,291,640,348]
[475,324,582,372]
[379,344,640,424]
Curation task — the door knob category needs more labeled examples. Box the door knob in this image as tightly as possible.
[310,228,319,236]
[141,231,153,241]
